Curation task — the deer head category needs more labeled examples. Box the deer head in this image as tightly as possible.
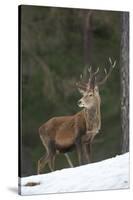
[77,58,116,109]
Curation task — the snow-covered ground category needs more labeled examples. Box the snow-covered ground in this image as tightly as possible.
[20,153,129,195]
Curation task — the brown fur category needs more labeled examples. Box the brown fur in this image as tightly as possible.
[39,111,86,150]
[37,89,101,174]
[37,59,116,174]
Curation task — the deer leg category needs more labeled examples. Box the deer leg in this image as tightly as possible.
[76,146,82,165]
[82,135,94,164]
[37,153,49,174]
[76,139,84,166]
[37,141,56,174]
[81,135,91,164]
[48,141,56,172]
[37,152,56,174]
[87,143,92,162]
[81,144,89,164]
[48,154,56,172]
[83,143,92,164]
[64,153,74,168]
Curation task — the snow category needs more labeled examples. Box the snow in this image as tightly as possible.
[20,153,129,195]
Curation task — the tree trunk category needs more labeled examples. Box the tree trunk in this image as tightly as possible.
[83,10,93,68]
[120,12,129,153]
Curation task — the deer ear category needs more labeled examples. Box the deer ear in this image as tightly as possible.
[76,82,86,94]
[78,88,86,95]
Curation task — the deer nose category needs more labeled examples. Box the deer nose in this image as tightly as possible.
[77,100,81,105]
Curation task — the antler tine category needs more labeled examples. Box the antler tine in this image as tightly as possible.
[80,73,83,80]
[93,67,99,76]
[109,57,116,69]
[97,59,116,85]
[88,67,100,87]
[88,66,92,73]
[109,57,112,65]
[88,66,92,78]
[104,68,107,75]
[112,60,116,68]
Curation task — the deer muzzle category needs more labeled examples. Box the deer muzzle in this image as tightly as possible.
[77,99,84,107]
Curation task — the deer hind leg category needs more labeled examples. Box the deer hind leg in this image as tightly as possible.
[48,155,55,172]
[37,151,55,174]
[37,141,56,174]
[48,142,56,172]
[37,153,49,174]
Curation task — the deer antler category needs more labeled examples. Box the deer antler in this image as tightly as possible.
[76,82,87,91]
[87,67,100,89]
[97,58,116,85]
[76,72,88,91]
[88,66,92,79]
[93,67,100,76]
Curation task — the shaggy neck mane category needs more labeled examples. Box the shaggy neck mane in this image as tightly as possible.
[83,101,101,133]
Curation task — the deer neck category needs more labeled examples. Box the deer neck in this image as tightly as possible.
[83,100,101,134]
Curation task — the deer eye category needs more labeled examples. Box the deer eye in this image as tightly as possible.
[89,93,93,97]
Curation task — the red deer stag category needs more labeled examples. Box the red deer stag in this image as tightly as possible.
[37,58,116,174]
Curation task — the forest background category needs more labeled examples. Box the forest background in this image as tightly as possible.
[20,5,123,177]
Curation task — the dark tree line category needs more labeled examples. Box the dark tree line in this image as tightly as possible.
[20,5,125,176]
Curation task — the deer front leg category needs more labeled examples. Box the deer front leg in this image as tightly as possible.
[64,153,74,168]
[81,133,94,164]
[75,138,84,166]
[82,143,91,164]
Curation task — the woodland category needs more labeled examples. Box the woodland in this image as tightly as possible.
[20,5,129,177]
